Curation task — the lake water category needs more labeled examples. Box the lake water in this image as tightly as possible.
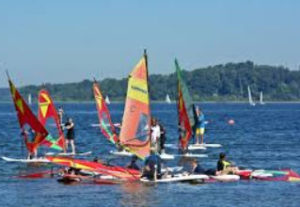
[0,103,299,207]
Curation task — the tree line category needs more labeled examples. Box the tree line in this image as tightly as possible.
[1,61,300,102]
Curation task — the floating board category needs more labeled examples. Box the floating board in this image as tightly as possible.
[2,156,49,163]
[188,144,207,150]
[200,143,222,148]
[161,166,183,173]
[251,170,275,178]
[45,151,92,156]
[210,174,240,182]
[140,174,209,183]
[110,150,175,160]
[176,153,208,158]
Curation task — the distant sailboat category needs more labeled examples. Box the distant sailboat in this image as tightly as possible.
[259,91,265,105]
[105,95,110,104]
[28,94,32,105]
[247,86,256,106]
[165,94,171,103]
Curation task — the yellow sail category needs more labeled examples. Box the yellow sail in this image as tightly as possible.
[119,51,151,159]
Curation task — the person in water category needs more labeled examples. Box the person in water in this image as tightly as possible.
[195,107,205,144]
[142,148,162,181]
[64,117,76,154]
[150,118,160,152]
[216,152,239,175]
[127,155,140,171]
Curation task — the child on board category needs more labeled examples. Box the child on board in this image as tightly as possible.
[195,106,205,144]
[216,152,239,175]
[64,117,76,154]
[158,120,166,154]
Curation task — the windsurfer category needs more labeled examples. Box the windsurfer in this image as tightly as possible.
[216,152,239,175]
[22,129,38,159]
[158,120,166,154]
[195,107,205,144]
[64,118,76,154]
[151,118,160,152]
[142,148,162,181]
[58,106,64,125]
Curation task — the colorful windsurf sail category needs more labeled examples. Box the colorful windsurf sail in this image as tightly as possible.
[38,89,65,151]
[119,51,151,160]
[7,76,48,154]
[93,81,118,144]
[175,59,195,150]
[46,156,140,181]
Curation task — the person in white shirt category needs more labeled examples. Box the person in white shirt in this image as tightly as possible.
[151,118,160,152]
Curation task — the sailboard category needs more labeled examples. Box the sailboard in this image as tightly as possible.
[140,174,209,183]
[165,94,171,104]
[6,74,49,158]
[93,81,118,145]
[259,91,265,105]
[175,59,194,151]
[118,51,151,160]
[248,86,256,106]
[38,89,66,151]
[1,156,49,163]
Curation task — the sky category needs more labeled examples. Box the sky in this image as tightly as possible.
[0,0,300,87]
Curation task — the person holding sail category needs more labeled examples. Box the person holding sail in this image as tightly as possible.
[64,117,76,154]
[195,106,205,144]
[150,118,160,152]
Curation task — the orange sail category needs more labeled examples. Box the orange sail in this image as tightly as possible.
[8,77,48,154]
[38,89,65,151]
[93,81,118,144]
[119,51,151,159]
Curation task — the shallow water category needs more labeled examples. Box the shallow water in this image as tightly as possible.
[0,103,299,207]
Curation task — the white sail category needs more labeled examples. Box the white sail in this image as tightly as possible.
[105,95,110,104]
[247,86,255,106]
[259,91,265,105]
[28,93,32,105]
[165,94,171,103]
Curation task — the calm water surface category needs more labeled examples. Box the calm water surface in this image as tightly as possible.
[0,103,299,207]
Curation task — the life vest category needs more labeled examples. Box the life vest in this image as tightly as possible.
[222,160,231,169]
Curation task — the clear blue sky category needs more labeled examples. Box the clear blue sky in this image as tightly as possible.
[0,0,299,87]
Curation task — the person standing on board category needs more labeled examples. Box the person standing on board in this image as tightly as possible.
[158,120,166,154]
[151,118,160,152]
[58,106,64,125]
[64,117,76,154]
[195,107,205,144]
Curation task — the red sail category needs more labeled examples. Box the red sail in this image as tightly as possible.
[93,81,118,144]
[38,89,65,150]
[8,79,48,153]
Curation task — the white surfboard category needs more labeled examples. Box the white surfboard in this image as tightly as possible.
[210,174,240,182]
[140,174,209,183]
[2,156,50,163]
[45,151,92,156]
[110,150,175,160]
[251,170,273,178]
[188,144,207,150]
[177,153,208,158]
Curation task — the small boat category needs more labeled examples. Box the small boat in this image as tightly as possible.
[105,95,110,104]
[165,94,171,104]
[248,86,256,106]
[259,91,265,105]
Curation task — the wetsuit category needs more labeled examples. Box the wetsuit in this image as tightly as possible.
[65,121,75,140]
[127,162,140,171]
[142,154,162,180]
[159,124,166,153]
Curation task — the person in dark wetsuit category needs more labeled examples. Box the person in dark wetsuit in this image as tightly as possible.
[127,155,140,171]
[158,120,166,154]
[64,118,76,154]
[190,159,216,175]
[142,148,162,181]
